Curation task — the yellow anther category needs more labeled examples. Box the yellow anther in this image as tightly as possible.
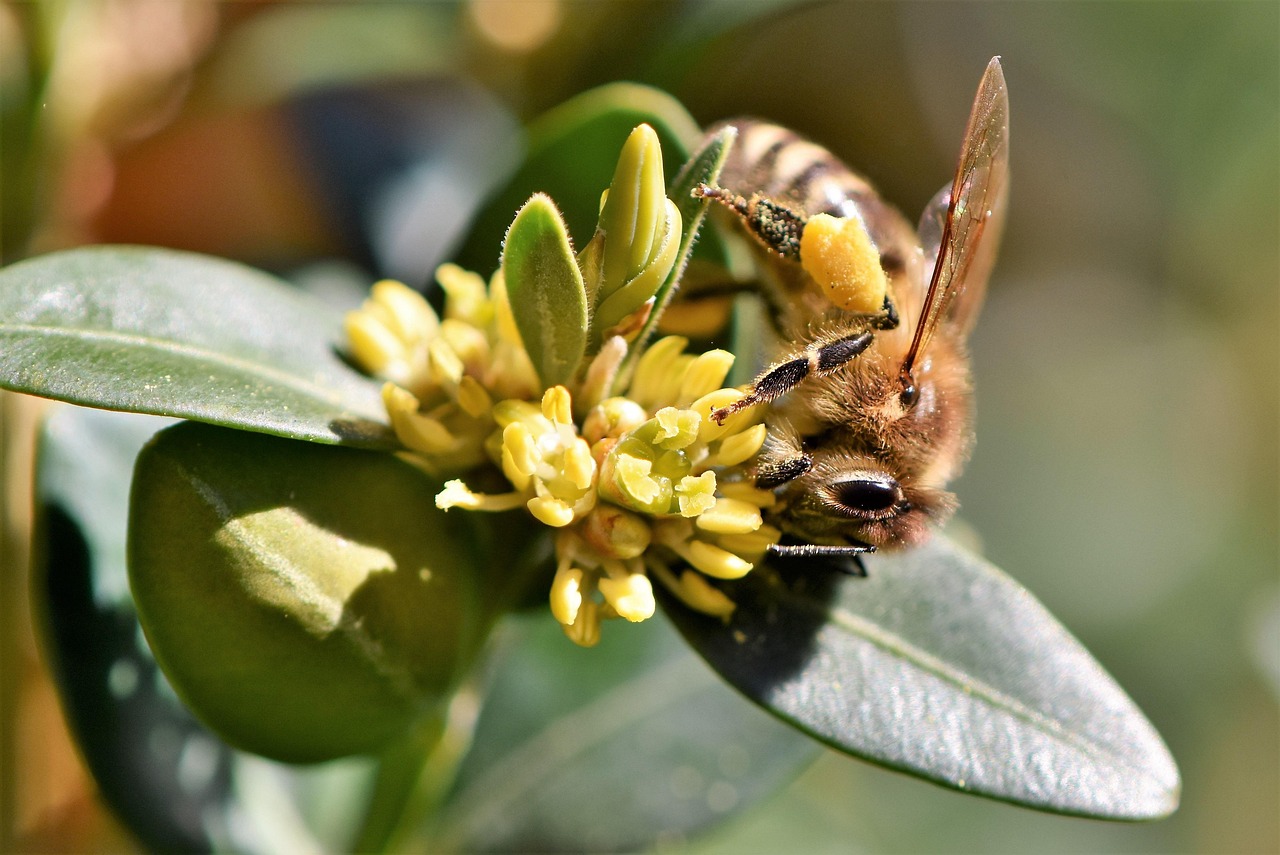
[598,573,656,622]
[491,399,543,429]
[501,421,539,487]
[670,568,736,619]
[542,385,573,425]
[714,523,783,561]
[563,438,597,490]
[685,539,753,579]
[383,384,455,454]
[718,480,777,508]
[550,565,585,625]
[676,350,734,406]
[344,312,406,380]
[711,423,768,467]
[436,262,493,326]
[629,335,687,406]
[528,495,577,527]
[457,375,493,418]
[427,338,464,385]
[370,279,439,343]
[695,496,763,534]
[563,600,601,647]
[799,212,888,315]
[440,318,490,369]
[691,388,756,442]
[675,471,717,518]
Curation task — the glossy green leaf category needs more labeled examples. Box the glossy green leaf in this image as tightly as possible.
[502,195,588,387]
[454,83,701,275]
[129,421,488,763]
[0,246,394,447]
[661,534,1181,820]
[433,613,818,852]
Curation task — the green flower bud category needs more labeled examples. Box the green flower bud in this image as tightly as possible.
[129,423,487,763]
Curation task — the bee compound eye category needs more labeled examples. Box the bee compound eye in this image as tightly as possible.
[834,477,902,514]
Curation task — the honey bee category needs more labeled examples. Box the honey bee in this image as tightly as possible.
[697,58,1009,564]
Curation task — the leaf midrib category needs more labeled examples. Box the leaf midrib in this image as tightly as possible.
[778,582,1158,784]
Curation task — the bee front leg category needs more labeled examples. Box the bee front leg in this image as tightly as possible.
[711,330,874,424]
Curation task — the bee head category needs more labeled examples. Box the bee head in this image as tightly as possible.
[760,340,970,550]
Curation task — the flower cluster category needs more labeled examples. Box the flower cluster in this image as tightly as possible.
[346,268,780,646]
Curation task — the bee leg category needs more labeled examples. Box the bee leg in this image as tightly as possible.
[871,294,900,330]
[767,540,874,577]
[755,453,812,489]
[711,330,874,424]
[695,183,806,261]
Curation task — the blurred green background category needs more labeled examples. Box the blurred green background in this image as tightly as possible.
[3,1,1276,852]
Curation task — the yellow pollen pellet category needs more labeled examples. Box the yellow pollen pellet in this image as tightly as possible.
[695,497,763,534]
[712,423,768,467]
[799,212,888,315]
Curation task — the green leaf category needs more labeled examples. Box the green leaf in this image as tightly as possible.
[0,246,394,447]
[433,613,818,852]
[454,83,701,275]
[502,195,588,387]
[129,421,489,763]
[661,534,1181,820]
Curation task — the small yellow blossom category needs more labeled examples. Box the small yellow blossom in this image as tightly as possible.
[348,260,780,646]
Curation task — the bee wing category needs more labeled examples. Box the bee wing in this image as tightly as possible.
[903,57,1009,375]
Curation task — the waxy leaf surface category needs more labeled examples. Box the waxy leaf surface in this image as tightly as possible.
[435,613,817,852]
[0,246,393,446]
[661,534,1181,820]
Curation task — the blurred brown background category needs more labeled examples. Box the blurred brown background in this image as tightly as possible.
[3,1,1276,851]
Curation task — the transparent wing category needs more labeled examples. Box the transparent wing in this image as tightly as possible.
[902,57,1009,378]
